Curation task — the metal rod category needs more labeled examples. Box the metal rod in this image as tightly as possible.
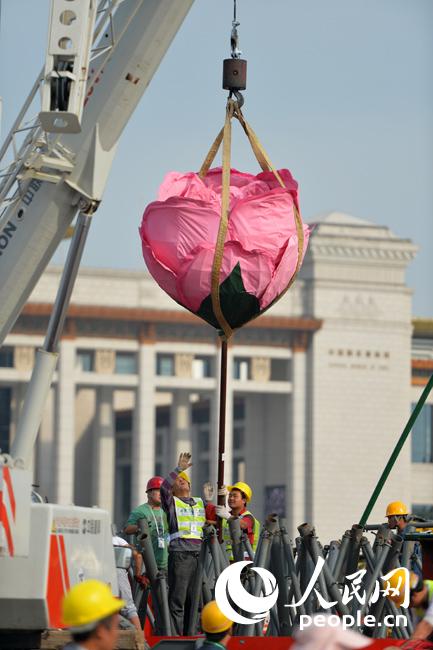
[217,339,228,541]
[359,373,433,527]
[10,210,90,465]
[365,521,433,530]
[137,519,171,635]
[332,530,350,583]
[44,211,91,352]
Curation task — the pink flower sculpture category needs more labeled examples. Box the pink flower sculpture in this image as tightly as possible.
[139,167,310,332]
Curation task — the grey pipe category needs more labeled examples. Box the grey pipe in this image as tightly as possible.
[186,534,208,635]
[137,518,171,635]
[228,516,244,563]
[332,530,351,584]
[298,523,350,617]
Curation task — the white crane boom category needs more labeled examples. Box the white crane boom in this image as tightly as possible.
[0,0,194,346]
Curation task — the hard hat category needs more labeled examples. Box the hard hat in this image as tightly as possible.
[386,501,409,517]
[62,579,125,632]
[201,600,233,634]
[146,476,164,491]
[178,471,190,484]
[227,481,252,503]
[383,568,407,607]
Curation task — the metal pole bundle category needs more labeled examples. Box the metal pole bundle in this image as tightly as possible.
[136,518,171,636]
[133,513,418,639]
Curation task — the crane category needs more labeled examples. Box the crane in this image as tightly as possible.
[0,0,193,643]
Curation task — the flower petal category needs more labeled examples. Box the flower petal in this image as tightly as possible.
[260,224,310,309]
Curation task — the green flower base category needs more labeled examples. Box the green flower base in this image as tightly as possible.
[196,262,261,330]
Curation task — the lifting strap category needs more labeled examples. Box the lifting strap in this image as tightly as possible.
[198,100,304,340]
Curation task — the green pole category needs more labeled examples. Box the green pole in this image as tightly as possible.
[359,373,433,528]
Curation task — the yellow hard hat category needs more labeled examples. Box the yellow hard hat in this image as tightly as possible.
[62,579,125,631]
[386,501,408,517]
[384,568,407,607]
[201,600,233,634]
[178,471,190,484]
[227,481,252,503]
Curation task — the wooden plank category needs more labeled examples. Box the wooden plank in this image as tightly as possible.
[40,628,147,649]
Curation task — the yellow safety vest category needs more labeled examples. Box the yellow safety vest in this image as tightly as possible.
[171,497,206,542]
[222,510,260,561]
[415,580,433,619]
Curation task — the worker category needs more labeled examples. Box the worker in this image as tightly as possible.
[112,535,142,632]
[410,575,433,623]
[199,600,233,649]
[385,501,422,578]
[124,476,168,573]
[412,589,433,640]
[61,579,125,650]
[161,451,206,636]
[214,481,260,561]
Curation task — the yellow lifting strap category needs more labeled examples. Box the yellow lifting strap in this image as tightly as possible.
[198,100,304,341]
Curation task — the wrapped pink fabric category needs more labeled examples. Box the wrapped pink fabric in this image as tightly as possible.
[139,167,309,331]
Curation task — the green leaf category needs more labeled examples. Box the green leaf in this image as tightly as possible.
[196,263,261,330]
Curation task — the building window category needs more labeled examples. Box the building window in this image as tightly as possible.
[412,504,433,521]
[233,399,245,421]
[157,354,174,376]
[0,347,14,368]
[116,437,132,460]
[233,425,244,451]
[116,410,132,433]
[198,429,210,453]
[155,433,164,456]
[0,388,11,453]
[115,352,137,375]
[76,349,94,372]
[197,459,210,489]
[192,356,213,379]
[270,358,290,381]
[192,400,210,425]
[232,458,246,483]
[233,358,250,380]
[411,403,433,463]
[156,407,170,428]
[155,462,163,477]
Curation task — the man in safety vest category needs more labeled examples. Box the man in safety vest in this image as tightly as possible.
[215,481,260,561]
[62,579,125,650]
[161,451,206,635]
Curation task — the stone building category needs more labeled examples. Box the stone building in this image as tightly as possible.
[0,212,432,541]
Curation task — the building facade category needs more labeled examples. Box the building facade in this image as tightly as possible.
[0,212,432,541]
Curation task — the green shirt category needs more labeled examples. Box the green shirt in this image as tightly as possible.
[126,503,169,570]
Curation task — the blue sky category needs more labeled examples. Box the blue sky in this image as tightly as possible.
[1,0,432,315]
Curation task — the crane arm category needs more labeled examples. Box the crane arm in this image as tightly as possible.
[0,0,194,346]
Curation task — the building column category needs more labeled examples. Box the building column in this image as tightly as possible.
[288,333,308,536]
[92,387,115,514]
[55,339,76,504]
[170,390,191,468]
[132,343,155,506]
